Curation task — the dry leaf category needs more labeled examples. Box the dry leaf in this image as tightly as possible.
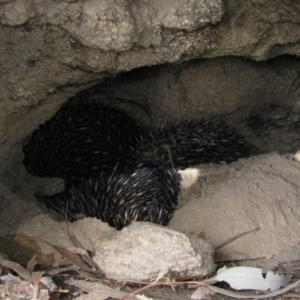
[27,254,38,273]
[0,234,55,266]
[1,259,32,283]
[66,246,102,272]
[50,243,95,272]
[65,277,140,299]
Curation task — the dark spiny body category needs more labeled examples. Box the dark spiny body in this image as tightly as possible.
[23,103,144,179]
[40,164,182,230]
[23,101,251,229]
[133,119,251,169]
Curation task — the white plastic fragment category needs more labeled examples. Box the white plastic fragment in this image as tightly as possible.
[214,266,292,291]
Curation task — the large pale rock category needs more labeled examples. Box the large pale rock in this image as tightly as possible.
[94,222,215,281]
[169,153,300,269]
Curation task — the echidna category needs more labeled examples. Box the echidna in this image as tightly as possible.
[23,101,251,229]
[23,102,144,179]
[133,119,251,169]
[39,164,182,230]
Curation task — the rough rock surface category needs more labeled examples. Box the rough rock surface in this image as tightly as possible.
[0,182,43,236]
[16,216,115,259]
[93,222,215,281]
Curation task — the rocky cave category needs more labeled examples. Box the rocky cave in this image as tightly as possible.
[1,0,300,299]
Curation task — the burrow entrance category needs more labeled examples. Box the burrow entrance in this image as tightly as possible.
[1,55,300,279]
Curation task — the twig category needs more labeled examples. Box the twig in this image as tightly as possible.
[215,227,260,250]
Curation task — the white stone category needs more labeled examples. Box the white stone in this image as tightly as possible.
[94,222,215,281]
